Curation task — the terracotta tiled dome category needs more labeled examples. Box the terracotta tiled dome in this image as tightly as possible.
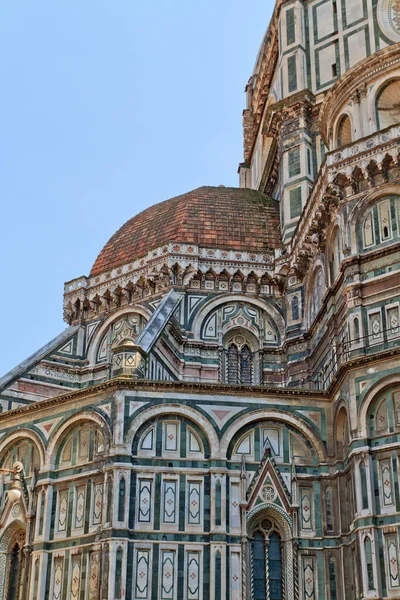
[90,186,280,276]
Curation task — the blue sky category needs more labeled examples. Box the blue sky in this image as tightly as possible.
[0,0,272,375]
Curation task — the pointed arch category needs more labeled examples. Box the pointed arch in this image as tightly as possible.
[245,505,295,600]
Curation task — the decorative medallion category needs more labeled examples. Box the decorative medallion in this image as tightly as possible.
[378,0,400,41]
[260,485,277,502]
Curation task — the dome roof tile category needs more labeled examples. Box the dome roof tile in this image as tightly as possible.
[90,186,280,276]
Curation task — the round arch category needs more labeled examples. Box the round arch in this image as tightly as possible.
[0,429,45,467]
[332,397,352,438]
[191,294,285,339]
[126,404,219,458]
[358,374,400,437]
[219,408,326,462]
[348,185,400,253]
[87,305,152,364]
[335,112,353,148]
[46,410,112,469]
[334,404,350,459]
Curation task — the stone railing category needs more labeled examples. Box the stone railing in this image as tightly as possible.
[290,125,400,276]
[326,124,400,172]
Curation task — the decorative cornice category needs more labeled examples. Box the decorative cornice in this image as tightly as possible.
[0,378,330,424]
[63,243,277,323]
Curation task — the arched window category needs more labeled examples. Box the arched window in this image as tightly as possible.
[309,268,324,323]
[252,530,266,599]
[215,480,222,526]
[38,490,46,536]
[329,229,341,284]
[106,475,113,524]
[251,523,283,600]
[269,531,283,599]
[353,317,360,342]
[32,558,40,600]
[240,345,252,384]
[115,547,123,599]
[325,486,333,531]
[215,551,222,598]
[360,461,369,510]
[291,295,299,321]
[376,80,400,130]
[364,537,375,590]
[118,477,126,522]
[329,558,337,600]
[336,407,349,460]
[225,336,254,385]
[337,114,352,147]
[227,344,239,384]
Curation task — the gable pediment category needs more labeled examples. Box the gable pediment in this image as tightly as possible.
[246,448,292,513]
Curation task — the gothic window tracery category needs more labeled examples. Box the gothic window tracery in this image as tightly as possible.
[250,520,283,600]
[224,334,255,385]
[360,461,369,510]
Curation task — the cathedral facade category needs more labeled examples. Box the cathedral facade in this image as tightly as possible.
[1,1,400,599]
